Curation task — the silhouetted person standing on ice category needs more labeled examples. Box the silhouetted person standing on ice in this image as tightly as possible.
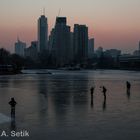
[103,98,106,111]
[102,86,107,100]
[9,98,17,118]
[126,81,131,92]
[90,87,95,107]
[90,87,94,97]
[126,81,131,99]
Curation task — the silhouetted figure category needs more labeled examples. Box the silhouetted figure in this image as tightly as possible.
[90,87,94,98]
[9,98,17,118]
[10,116,16,131]
[127,90,131,99]
[126,81,131,92]
[102,86,107,100]
[90,96,94,108]
[102,98,106,111]
[126,81,131,99]
[90,87,94,108]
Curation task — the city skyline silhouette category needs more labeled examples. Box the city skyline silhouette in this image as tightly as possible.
[0,0,140,53]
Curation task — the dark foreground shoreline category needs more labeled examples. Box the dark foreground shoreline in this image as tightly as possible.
[0,68,140,76]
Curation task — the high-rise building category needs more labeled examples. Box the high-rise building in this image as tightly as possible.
[25,41,38,60]
[73,24,88,64]
[51,17,71,66]
[38,14,48,52]
[70,32,74,62]
[48,28,55,53]
[15,38,26,57]
[139,41,140,51]
[88,38,94,59]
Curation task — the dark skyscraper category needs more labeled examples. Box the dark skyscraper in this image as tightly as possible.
[73,24,88,64]
[139,41,140,51]
[25,41,38,60]
[88,38,94,59]
[51,17,71,66]
[38,14,48,52]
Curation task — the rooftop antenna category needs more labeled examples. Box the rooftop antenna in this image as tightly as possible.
[43,8,45,15]
[58,8,61,17]
[17,36,20,42]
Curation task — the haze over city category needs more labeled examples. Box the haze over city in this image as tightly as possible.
[0,0,140,53]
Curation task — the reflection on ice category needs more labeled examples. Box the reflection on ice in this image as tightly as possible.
[0,113,11,124]
[0,70,140,140]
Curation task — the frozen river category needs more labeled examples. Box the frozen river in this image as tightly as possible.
[0,70,140,140]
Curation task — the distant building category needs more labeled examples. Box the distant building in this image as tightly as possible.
[38,14,48,52]
[25,41,38,60]
[133,50,140,56]
[120,42,140,68]
[15,38,26,57]
[104,49,121,58]
[95,47,103,58]
[51,17,71,66]
[133,41,140,56]
[73,24,88,64]
[70,32,74,62]
[48,28,55,53]
[139,41,140,51]
[119,55,140,69]
[88,38,94,59]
